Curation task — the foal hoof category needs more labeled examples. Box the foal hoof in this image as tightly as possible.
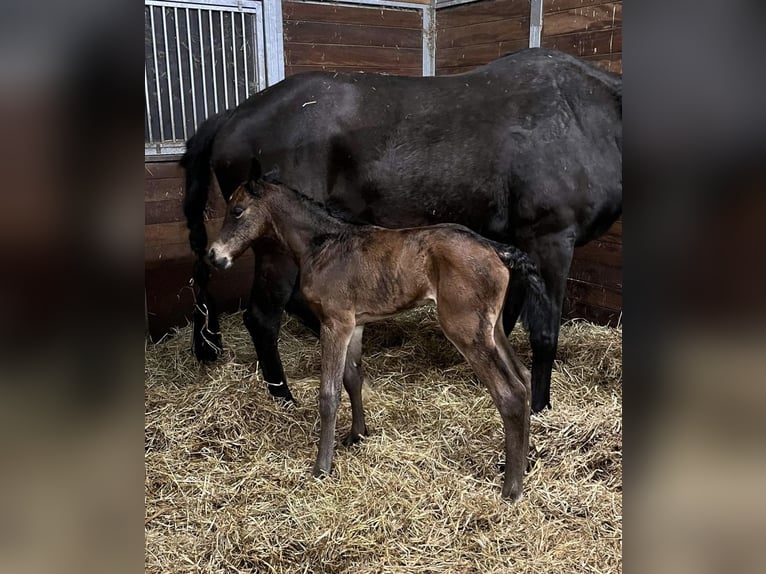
[501,482,524,503]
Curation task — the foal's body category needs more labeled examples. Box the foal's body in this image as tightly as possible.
[210,176,548,500]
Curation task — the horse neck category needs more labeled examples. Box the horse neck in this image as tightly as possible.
[265,187,348,262]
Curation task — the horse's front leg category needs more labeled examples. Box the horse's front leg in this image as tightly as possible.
[313,317,356,477]
[244,238,298,404]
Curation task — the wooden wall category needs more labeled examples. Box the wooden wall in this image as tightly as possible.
[436,0,529,75]
[282,1,424,77]
[542,0,622,73]
[436,0,622,325]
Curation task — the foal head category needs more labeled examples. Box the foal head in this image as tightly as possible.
[208,178,273,270]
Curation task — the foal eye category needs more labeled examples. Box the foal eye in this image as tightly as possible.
[232,206,245,218]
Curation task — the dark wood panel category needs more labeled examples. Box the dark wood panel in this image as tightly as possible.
[146,255,254,340]
[285,65,422,77]
[436,38,528,69]
[582,52,622,74]
[541,27,621,57]
[438,16,529,49]
[283,1,422,29]
[569,258,622,290]
[284,21,422,48]
[599,219,622,245]
[144,162,182,180]
[145,176,184,203]
[285,43,422,68]
[437,0,530,30]
[542,2,622,36]
[562,300,621,326]
[544,0,619,14]
[573,240,622,268]
[565,277,622,311]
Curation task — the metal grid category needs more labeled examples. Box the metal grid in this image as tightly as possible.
[144,0,269,156]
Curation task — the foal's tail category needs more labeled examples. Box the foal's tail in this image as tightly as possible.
[180,109,235,362]
[494,245,550,339]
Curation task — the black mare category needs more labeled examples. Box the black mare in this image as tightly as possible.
[181,48,622,413]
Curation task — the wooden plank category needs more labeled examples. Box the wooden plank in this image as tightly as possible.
[285,65,422,77]
[562,300,621,326]
[565,277,622,311]
[541,27,621,57]
[542,2,622,37]
[436,38,528,69]
[145,176,184,203]
[544,0,619,14]
[144,161,183,180]
[284,21,422,48]
[437,0,530,30]
[573,239,622,268]
[582,52,622,74]
[283,1,422,29]
[285,43,422,68]
[438,17,529,49]
[568,257,622,290]
[598,219,622,245]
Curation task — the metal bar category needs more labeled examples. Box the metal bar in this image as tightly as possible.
[150,7,165,141]
[162,8,176,139]
[146,0,262,9]
[174,8,188,140]
[231,12,239,104]
[220,11,228,109]
[186,8,198,129]
[434,0,481,8]
[287,0,430,10]
[241,11,249,98]
[209,10,218,112]
[254,6,266,91]
[421,4,435,77]
[529,0,543,49]
[198,9,208,117]
[263,0,285,86]
[145,64,153,141]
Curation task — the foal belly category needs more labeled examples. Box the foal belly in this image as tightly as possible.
[355,295,435,325]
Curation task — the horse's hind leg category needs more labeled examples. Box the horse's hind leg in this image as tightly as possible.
[244,238,297,404]
[521,231,575,413]
[342,326,368,446]
[437,305,528,501]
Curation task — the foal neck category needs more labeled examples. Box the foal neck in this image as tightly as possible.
[264,182,351,262]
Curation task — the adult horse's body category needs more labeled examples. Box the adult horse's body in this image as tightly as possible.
[182,48,622,413]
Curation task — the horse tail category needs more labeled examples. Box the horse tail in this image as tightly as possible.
[180,109,235,361]
[494,245,550,340]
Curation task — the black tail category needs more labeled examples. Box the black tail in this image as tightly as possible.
[494,245,550,340]
[180,109,235,362]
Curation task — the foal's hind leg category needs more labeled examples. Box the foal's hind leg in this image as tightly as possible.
[342,326,368,446]
[437,306,528,501]
[244,238,298,404]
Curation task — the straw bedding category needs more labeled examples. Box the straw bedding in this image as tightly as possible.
[145,307,622,573]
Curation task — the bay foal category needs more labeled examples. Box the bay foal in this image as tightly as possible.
[208,171,550,500]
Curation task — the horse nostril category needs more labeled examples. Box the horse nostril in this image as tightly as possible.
[208,247,216,261]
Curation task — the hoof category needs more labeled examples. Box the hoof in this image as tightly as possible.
[501,482,524,502]
[341,427,369,447]
[530,401,551,415]
[312,465,332,479]
[193,336,223,363]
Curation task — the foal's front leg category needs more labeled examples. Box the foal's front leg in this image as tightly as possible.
[313,317,356,477]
